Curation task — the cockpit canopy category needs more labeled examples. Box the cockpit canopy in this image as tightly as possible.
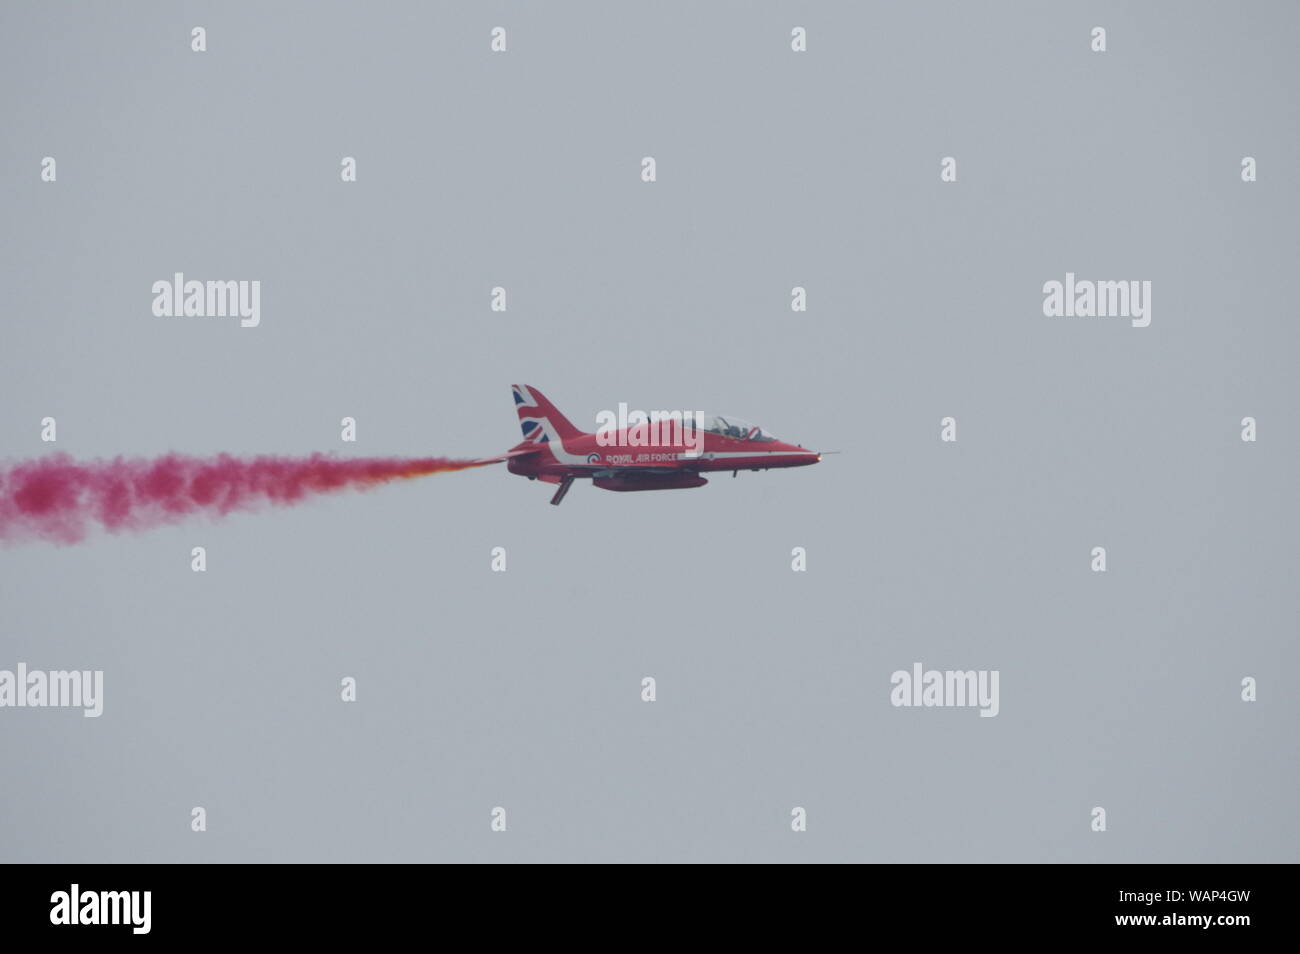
[703,414,777,442]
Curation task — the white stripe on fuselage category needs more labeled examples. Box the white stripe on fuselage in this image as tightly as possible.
[687,450,817,460]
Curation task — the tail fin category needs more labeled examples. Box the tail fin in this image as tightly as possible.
[511,384,585,445]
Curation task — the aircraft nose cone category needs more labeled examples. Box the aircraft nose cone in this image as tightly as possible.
[781,443,820,466]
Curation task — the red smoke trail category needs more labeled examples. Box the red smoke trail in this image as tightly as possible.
[0,453,494,544]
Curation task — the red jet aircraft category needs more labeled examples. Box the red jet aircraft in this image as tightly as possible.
[485,385,821,505]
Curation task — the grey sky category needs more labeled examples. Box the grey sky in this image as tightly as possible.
[1,1,1296,862]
